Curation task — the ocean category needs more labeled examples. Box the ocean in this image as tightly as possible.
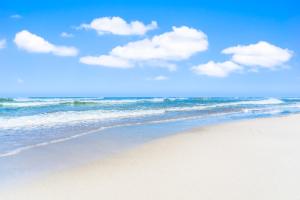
[1,97,300,159]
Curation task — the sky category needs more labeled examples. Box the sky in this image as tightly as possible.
[0,0,299,97]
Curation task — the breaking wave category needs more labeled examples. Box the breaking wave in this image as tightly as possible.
[0,109,166,130]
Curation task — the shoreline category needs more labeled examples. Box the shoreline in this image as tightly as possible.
[1,114,300,199]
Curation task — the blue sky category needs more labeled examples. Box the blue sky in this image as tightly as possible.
[0,0,299,97]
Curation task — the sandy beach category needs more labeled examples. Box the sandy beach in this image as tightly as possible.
[1,114,300,200]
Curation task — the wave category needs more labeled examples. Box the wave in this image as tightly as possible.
[164,98,284,112]
[242,107,283,114]
[0,98,14,102]
[0,98,289,129]
[239,98,283,105]
[1,101,298,158]
[283,97,300,100]
[0,101,63,108]
[0,98,168,108]
[165,105,207,112]
[0,102,244,130]
[0,97,284,109]
[89,98,165,104]
[0,109,165,130]
[166,97,189,101]
[218,98,284,107]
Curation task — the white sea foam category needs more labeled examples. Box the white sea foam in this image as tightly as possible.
[0,101,63,108]
[167,97,188,101]
[0,109,165,130]
[241,98,283,105]
[165,98,284,112]
[1,97,283,109]
[0,98,167,108]
[164,98,284,112]
[218,98,284,107]
[165,105,207,112]
[97,98,165,104]
[1,98,78,107]
[283,97,300,100]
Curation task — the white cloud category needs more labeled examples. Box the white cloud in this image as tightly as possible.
[150,75,169,81]
[111,26,208,61]
[14,30,78,56]
[80,55,132,68]
[79,16,157,36]
[222,41,293,69]
[11,14,22,19]
[80,26,208,69]
[60,32,74,38]
[0,39,6,49]
[191,61,242,77]
[192,41,293,78]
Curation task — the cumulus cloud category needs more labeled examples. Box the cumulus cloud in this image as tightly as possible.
[192,41,293,78]
[14,30,78,56]
[191,61,242,77]
[79,16,157,36]
[0,39,6,49]
[222,41,293,69]
[111,26,208,61]
[60,32,74,38]
[80,26,208,69]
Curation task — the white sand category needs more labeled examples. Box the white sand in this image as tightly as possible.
[1,115,300,200]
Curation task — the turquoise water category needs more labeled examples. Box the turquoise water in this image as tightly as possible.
[1,97,300,158]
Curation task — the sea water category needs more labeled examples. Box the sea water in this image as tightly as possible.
[1,97,300,158]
